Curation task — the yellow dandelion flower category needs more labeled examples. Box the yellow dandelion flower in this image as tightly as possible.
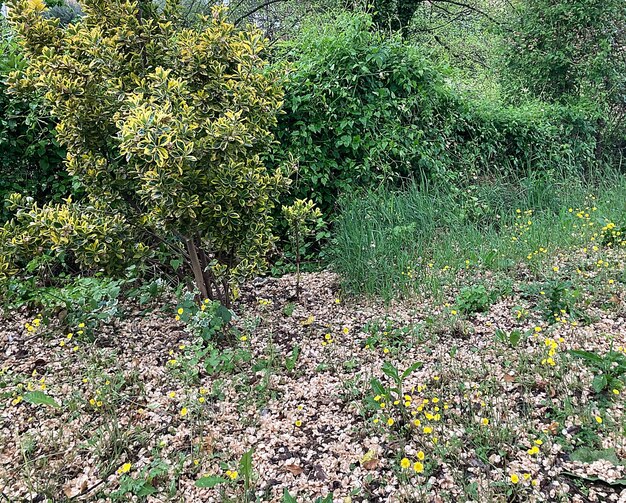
[119,463,132,474]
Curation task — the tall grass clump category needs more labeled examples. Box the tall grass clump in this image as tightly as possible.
[331,171,626,301]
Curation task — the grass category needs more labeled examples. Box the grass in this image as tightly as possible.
[331,169,626,300]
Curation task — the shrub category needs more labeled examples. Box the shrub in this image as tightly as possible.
[6,0,286,305]
[503,0,626,104]
[0,193,144,281]
[0,18,67,221]
[271,12,446,213]
[270,12,601,216]
[501,0,626,163]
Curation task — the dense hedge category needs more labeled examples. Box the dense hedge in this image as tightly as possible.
[271,12,602,215]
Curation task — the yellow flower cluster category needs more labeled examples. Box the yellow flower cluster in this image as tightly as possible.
[373,386,448,445]
[400,451,426,473]
[24,315,42,333]
[510,472,536,485]
[541,337,564,366]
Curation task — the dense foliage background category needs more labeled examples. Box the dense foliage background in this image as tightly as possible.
[0,0,624,294]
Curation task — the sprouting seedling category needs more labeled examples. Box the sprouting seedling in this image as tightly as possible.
[282,198,324,299]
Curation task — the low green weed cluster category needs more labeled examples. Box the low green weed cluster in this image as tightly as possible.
[570,349,626,395]
[455,284,493,314]
[175,292,232,344]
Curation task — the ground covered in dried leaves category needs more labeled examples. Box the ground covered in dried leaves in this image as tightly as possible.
[2,247,626,502]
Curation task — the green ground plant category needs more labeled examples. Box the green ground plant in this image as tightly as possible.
[570,349,626,395]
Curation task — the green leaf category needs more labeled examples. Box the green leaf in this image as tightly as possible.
[509,329,522,347]
[592,374,608,393]
[283,489,298,503]
[562,471,626,487]
[136,483,157,496]
[217,304,233,324]
[569,447,621,466]
[370,378,385,396]
[494,329,506,342]
[382,361,400,384]
[315,494,334,503]
[195,476,229,488]
[285,345,300,371]
[169,258,183,270]
[239,448,253,481]
[24,391,60,408]
[402,361,423,379]
[569,349,604,367]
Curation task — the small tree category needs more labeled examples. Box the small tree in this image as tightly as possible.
[6,0,287,305]
[282,198,322,298]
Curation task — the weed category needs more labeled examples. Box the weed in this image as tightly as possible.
[569,349,626,394]
[456,284,494,314]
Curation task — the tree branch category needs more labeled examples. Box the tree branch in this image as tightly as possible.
[432,0,501,26]
[234,0,289,26]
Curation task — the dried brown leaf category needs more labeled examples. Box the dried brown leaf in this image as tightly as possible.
[283,464,304,475]
[362,458,380,470]
[62,473,89,498]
